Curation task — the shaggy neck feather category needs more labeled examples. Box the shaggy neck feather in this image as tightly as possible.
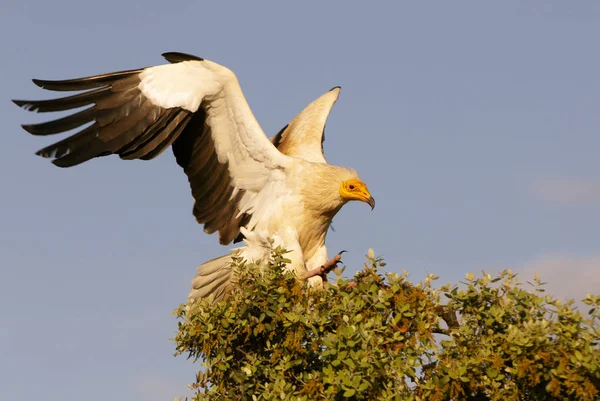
[298,165,359,258]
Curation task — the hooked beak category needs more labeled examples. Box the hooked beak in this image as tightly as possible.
[367,196,375,210]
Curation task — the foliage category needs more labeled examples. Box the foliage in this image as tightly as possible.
[174,248,600,400]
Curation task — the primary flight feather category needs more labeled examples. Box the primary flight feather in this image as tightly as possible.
[14,52,375,301]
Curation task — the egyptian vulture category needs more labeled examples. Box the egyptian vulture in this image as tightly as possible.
[13,52,374,301]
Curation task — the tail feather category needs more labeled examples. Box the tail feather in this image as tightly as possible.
[188,253,235,302]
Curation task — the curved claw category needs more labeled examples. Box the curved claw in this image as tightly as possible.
[302,252,348,280]
[331,250,347,266]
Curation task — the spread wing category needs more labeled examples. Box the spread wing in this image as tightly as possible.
[271,86,340,164]
[14,52,294,245]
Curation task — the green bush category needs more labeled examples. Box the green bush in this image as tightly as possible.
[174,248,600,400]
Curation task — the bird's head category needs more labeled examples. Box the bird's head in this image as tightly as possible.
[339,179,375,210]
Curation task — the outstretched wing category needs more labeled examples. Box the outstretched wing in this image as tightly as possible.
[14,52,294,245]
[271,86,340,164]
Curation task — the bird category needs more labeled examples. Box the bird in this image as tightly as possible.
[13,52,375,302]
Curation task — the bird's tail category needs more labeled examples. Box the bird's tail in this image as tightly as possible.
[188,253,235,302]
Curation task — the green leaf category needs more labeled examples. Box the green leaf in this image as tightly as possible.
[174,252,600,400]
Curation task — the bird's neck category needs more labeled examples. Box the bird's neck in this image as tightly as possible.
[295,164,355,257]
[297,209,338,260]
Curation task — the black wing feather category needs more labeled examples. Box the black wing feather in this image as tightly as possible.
[162,52,204,64]
[119,108,179,158]
[31,69,142,92]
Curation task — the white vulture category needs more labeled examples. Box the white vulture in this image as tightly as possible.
[13,52,375,301]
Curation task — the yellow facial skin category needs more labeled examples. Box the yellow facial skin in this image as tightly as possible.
[339,179,375,209]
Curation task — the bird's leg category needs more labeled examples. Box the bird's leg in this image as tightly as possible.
[302,251,346,281]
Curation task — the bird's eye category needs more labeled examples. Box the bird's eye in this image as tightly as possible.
[349,185,355,190]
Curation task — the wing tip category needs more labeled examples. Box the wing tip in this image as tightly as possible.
[12,99,28,108]
[34,148,71,168]
[13,98,41,112]
[21,124,39,135]
[162,52,204,64]
[51,159,72,168]
[31,78,67,91]
[32,78,49,88]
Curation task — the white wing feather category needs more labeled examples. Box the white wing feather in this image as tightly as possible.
[272,87,340,164]
[139,59,295,229]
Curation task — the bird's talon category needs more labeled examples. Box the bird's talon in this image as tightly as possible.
[302,252,347,280]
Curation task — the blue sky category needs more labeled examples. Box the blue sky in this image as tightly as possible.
[1,1,599,400]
